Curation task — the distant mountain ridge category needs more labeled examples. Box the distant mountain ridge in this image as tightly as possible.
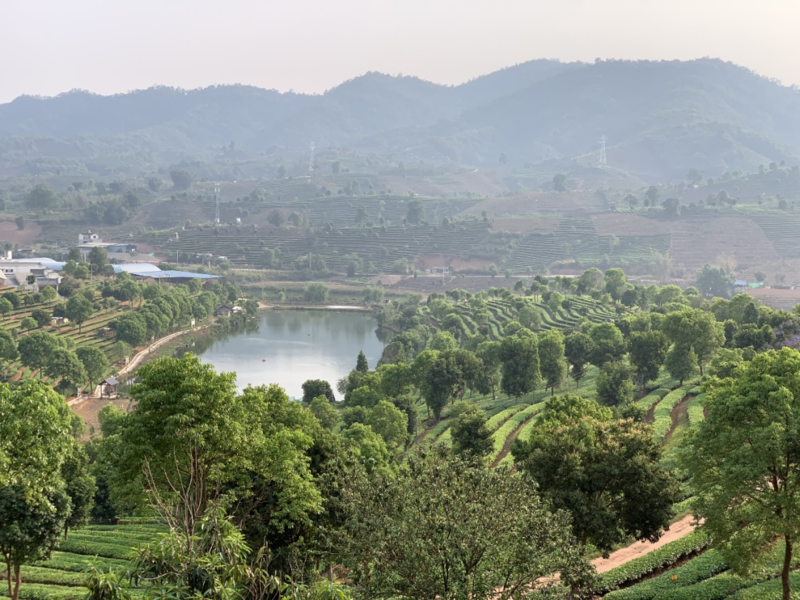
[1,58,798,182]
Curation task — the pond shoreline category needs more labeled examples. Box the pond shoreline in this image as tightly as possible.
[259,302,374,313]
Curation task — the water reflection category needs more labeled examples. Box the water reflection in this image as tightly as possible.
[193,310,389,400]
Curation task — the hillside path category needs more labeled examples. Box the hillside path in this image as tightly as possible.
[591,515,697,574]
[118,328,199,378]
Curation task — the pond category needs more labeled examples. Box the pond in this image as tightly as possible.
[190,309,390,399]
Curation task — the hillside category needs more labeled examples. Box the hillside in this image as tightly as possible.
[1,59,798,182]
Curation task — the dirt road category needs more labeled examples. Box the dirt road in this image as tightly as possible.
[591,515,697,573]
[118,328,198,378]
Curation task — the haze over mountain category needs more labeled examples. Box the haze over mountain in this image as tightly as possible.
[1,58,798,182]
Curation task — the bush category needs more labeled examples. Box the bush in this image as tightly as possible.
[596,529,710,594]
[303,282,329,303]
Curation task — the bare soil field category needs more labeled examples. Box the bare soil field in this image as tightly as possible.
[491,216,561,234]
[457,191,606,218]
[0,220,42,245]
[746,287,800,310]
[668,216,780,271]
[591,515,697,574]
[71,397,134,438]
[591,213,670,236]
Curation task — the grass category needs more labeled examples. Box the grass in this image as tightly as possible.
[0,525,165,600]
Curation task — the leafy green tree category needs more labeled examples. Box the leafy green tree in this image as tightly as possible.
[553,173,567,192]
[707,348,744,379]
[113,357,323,544]
[474,341,503,400]
[365,400,408,448]
[406,199,425,224]
[0,298,12,320]
[25,184,57,209]
[695,263,734,298]
[2,293,20,310]
[18,331,62,378]
[302,379,335,403]
[681,348,800,600]
[546,291,565,313]
[61,441,96,539]
[450,405,493,458]
[539,329,567,394]
[0,487,71,600]
[517,304,542,330]
[302,282,329,302]
[588,322,626,366]
[429,330,458,352]
[19,316,36,331]
[0,330,18,367]
[111,312,147,347]
[665,343,698,385]
[595,362,634,407]
[65,294,93,333]
[169,168,194,190]
[604,268,628,301]
[30,308,50,328]
[76,346,109,392]
[88,247,108,274]
[340,448,592,599]
[564,332,593,389]
[629,330,670,388]
[0,380,74,600]
[308,396,339,430]
[512,394,678,553]
[44,349,87,393]
[663,308,725,375]
[342,423,394,476]
[499,332,541,398]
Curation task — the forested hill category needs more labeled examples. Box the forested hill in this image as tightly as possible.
[1,58,798,181]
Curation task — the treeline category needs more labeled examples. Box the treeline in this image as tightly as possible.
[374,267,797,419]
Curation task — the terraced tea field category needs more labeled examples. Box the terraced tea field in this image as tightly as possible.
[0,524,164,600]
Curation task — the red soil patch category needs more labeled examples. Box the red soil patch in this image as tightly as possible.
[592,515,698,574]
[0,221,42,245]
[663,395,692,445]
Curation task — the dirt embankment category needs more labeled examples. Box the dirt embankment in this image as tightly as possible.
[591,515,698,574]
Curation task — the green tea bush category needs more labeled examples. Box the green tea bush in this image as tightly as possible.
[595,529,710,594]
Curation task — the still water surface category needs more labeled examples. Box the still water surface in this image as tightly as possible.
[192,310,389,399]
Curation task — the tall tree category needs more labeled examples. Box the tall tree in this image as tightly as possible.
[499,332,541,398]
[512,394,678,553]
[595,362,634,407]
[681,349,800,600]
[450,405,493,459]
[604,268,628,302]
[629,330,670,388]
[44,349,87,393]
[538,329,567,394]
[340,449,592,599]
[75,346,109,393]
[0,380,75,600]
[355,350,369,374]
[65,294,93,333]
[17,331,62,379]
[564,332,593,388]
[663,308,725,375]
[61,441,96,539]
[588,322,626,367]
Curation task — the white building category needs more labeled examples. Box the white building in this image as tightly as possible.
[0,253,63,290]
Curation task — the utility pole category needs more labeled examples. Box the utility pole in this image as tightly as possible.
[599,135,607,166]
[214,183,220,225]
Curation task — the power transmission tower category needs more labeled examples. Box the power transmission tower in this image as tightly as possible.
[599,135,607,166]
[214,183,220,225]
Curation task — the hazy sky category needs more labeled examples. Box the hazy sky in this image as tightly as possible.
[2,0,798,103]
